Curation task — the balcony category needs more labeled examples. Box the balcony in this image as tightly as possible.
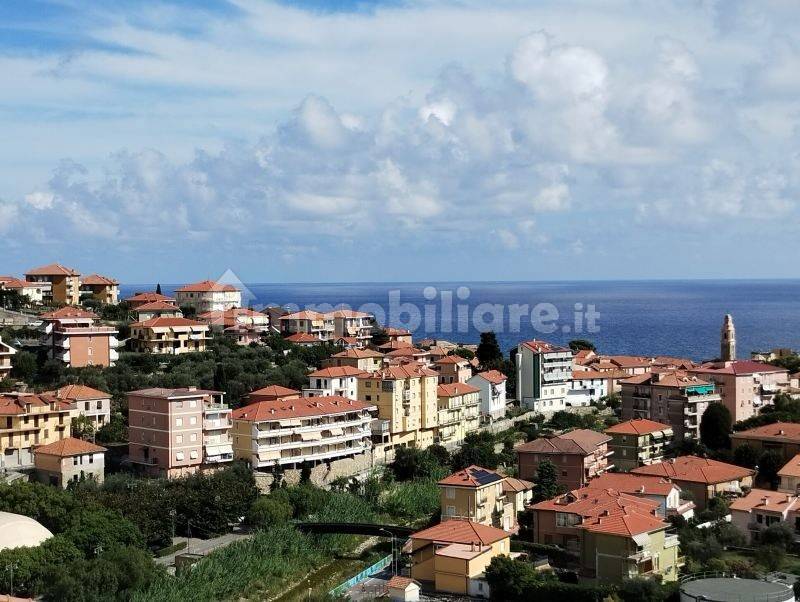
[664,535,679,548]
[204,418,232,430]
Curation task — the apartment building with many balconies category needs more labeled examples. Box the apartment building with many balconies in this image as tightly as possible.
[435,383,481,447]
[174,280,242,313]
[133,301,183,322]
[0,393,71,469]
[604,418,673,472]
[620,371,720,440]
[516,340,572,412]
[303,366,365,399]
[279,310,335,342]
[467,370,507,423]
[322,348,385,373]
[231,395,375,470]
[25,263,81,305]
[124,291,177,308]
[129,317,211,354]
[327,309,375,348]
[0,336,16,380]
[79,274,119,304]
[47,384,111,431]
[357,363,439,451]
[39,307,119,367]
[127,387,233,478]
[433,355,472,384]
[517,429,613,490]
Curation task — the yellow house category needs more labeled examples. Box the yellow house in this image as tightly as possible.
[129,317,211,354]
[322,348,385,373]
[0,393,71,469]
[357,364,438,451]
[25,263,81,305]
[436,383,481,446]
[438,465,533,532]
[409,520,510,598]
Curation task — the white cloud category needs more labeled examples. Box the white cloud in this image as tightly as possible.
[25,191,55,210]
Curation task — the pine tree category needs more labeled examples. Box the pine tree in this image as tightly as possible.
[476,331,503,368]
[155,283,162,295]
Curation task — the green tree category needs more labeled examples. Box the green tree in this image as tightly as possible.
[476,331,503,368]
[370,326,389,347]
[245,497,293,529]
[451,432,500,470]
[70,414,96,440]
[762,522,794,549]
[532,459,560,502]
[758,449,785,485]
[700,402,732,449]
[618,577,668,602]
[95,411,127,444]
[757,545,785,572]
[390,447,443,481]
[733,443,760,468]
[452,347,475,360]
[155,283,162,295]
[568,339,596,352]
[11,350,37,381]
[64,507,145,556]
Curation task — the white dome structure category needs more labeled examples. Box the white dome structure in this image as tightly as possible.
[0,511,53,551]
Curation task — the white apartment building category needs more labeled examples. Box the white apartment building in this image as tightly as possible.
[516,340,572,412]
[0,336,16,380]
[48,384,112,430]
[467,370,507,422]
[328,310,375,348]
[279,310,336,341]
[567,370,609,407]
[303,366,365,399]
[232,396,376,469]
[174,280,242,313]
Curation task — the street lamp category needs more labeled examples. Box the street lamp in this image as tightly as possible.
[378,528,396,576]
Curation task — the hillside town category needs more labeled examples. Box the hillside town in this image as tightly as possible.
[2,266,800,601]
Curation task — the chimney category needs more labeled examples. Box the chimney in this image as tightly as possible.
[780,429,786,435]
[188,386,197,391]
[761,497,769,505]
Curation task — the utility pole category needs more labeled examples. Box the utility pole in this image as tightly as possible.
[7,562,16,597]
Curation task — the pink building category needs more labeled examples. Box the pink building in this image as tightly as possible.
[433,355,473,384]
[127,387,233,478]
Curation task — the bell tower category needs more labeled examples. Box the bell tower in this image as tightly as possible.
[721,314,736,362]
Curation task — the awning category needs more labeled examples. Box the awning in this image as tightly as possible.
[206,444,233,456]
[632,532,650,546]
[327,427,344,436]
[258,450,281,461]
[300,431,322,441]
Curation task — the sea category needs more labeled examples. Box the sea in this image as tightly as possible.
[119,280,800,361]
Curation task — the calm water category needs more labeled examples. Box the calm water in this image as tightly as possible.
[120,280,800,360]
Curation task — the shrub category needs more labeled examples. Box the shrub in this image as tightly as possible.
[246,497,293,529]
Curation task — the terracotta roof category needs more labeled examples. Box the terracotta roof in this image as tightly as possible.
[176,280,239,293]
[232,395,375,422]
[521,340,570,353]
[558,428,611,449]
[81,274,118,286]
[732,422,800,444]
[35,437,106,457]
[583,472,678,497]
[653,356,695,368]
[384,327,412,336]
[307,366,367,378]
[435,355,469,365]
[606,355,652,368]
[437,382,480,397]
[128,387,222,399]
[285,333,322,343]
[40,306,98,320]
[135,301,182,312]
[502,477,534,493]
[198,308,266,320]
[410,520,508,546]
[1,278,47,290]
[571,369,611,380]
[386,576,418,590]
[580,506,668,537]
[26,263,79,276]
[605,418,673,436]
[325,309,372,319]
[730,488,800,514]
[48,384,110,401]
[280,310,326,321]
[438,465,504,488]
[622,371,712,388]
[331,348,384,359]
[692,360,788,376]
[131,317,207,328]
[778,454,800,478]
[359,364,438,380]
[0,394,67,415]
[385,347,427,358]
[473,370,507,384]
[125,292,176,303]
[378,340,413,350]
[249,385,301,399]
[631,455,754,484]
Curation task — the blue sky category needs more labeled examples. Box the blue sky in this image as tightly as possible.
[1,0,799,283]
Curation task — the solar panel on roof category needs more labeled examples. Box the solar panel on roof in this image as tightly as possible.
[472,469,503,486]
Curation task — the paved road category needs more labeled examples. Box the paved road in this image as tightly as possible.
[155,532,250,567]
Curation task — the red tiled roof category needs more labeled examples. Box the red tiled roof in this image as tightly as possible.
[358,364,438,380]
[35,436,106,457]
[435,355,469,365]
[81,274,118,286]
[378,340,413,350]
[175,280,239,293]
[437,382,480,397]
[474,370,507,384]
[325,309,372,319]
[307,366,367,378]
[731,422,800,444]
[583,472,678,497]
[125,292,176,303]
[622,371,711,388]
[438,465,503,488]
[135,301,182,312]
[384,327,411,336]
[26,263,79,276]
[778,454,800,478]
[517,429,610,455]
[48,384,110,401]
[285,332,322,343]
[410,520,508,545]
[631,455,754,484]
[249,385,300,399]
[40,306,98,320]
[0,394,66,415]
[386,576,418,590]
[331,348,384,359]
[280,310,326,321]
[521,340,570,353]
[730,488,800,513]
[385,347,426,357]
[232,395,375,421]
[131,317,207,328]
[605,418,673,436]
[503,477,534,493]
[692,360,788,376]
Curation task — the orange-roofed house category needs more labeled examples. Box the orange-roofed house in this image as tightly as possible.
[516,340,573,412]
[408,520,510,598]
[322,348,384,373]
[529,487,680,582]
[133,301,183,322]
[604,418,674,472]
[385,347,431,366]
[33,437,106,487]
[0,393,71,469]
[248,385,301,403]
[438,465,533,532]
[127,387,232,478]
[731,422,800,463]
[467,370,508,423]
[303,366,365,399]
[778,454,800,494]
[129,317,211,354]
[174,280,242,313]
[516,429,613,490]
[730,488,800,544]
[197,307,270,333]
[582,472,694,519]
[0,336,16,381]
[436,383,481,446]
[357,364,439,452]
[285,332,323,346]
[327,309,375,348]
[620,371,722,440]
[631,455,755,510]
[231,396,376,470]
[433,355,472,385]
[47,384,112,430]
[386,576,421,602]
[279,310,335,342]
[125,291,177,309]
[79,274,119,304]
[384,327,413,345]
[567,370,609,406]
[39,307,119,367]
[25,263,80,305]
[0,278,50,304]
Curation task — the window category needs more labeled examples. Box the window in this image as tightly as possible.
[190,433,198,442]
[176,435,183,444]
[189,400,197,408]
[73,456,79,465]
[175,417,183,427]
[447,505,456,516]
[189,416,197,426]
[446,487,455,499]
[190,450,199,460]
[176,401,183,409]
[176,451,185,461]
[88,454,93,464]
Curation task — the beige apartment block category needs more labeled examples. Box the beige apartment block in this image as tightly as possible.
[25,263,81,305]
[47,384,112,431]
[604,418,674,472]
[174,280,242,313]
[0,393,71,469]
[127,387,233,478]
[34,437,106,488]
[133,301,184,321]
[232,395,376,469]
[357,364,439,451]
[279,310,336,341]
[79,274,119,304]
[322,348,385,373]
[129,317,211,354]
[327,309,375,348]
[0,336,16,380]
[39,307,119,367]
[435,383,481,447]
[434,355,473,384]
